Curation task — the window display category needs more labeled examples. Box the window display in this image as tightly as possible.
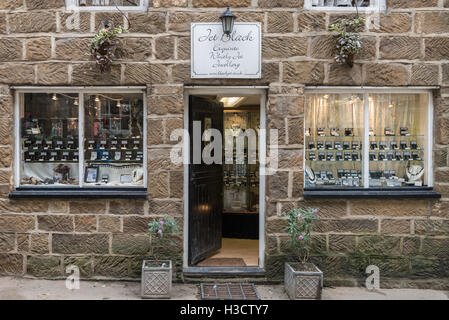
[305,92,431,189]
[19,91,145,188]
[305,94,364,188]
[20,93,79,186]
[368,94,428,188]
[83,93,144,186]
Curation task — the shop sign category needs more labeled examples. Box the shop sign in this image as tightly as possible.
[191,22,262,79]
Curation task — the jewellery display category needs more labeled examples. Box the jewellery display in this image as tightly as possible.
[306,93,429,189]
[223,111,259,213]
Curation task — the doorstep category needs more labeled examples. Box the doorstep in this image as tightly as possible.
[183,267,265,277]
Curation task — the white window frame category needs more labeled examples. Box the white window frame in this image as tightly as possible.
[65,0,149,11]
[13,86,147,190]
[304,0,386,12]
[304,86,435,189]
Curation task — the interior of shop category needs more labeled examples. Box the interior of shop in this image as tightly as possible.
[194,95,260,267]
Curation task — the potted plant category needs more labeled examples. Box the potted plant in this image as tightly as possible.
[89,25,126,72]
[141,214,180,299]
[282,207,322,300]
[329,15,365,67]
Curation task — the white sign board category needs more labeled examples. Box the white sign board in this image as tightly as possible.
[191,22,262,79]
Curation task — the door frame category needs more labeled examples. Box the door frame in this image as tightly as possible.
[183,86,268,270]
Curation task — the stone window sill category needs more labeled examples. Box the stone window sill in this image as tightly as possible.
[304,187,441,199]
[9,187,147,199]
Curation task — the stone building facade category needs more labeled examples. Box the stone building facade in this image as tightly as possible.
[0,0,448,288]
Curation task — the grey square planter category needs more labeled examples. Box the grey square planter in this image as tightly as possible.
[141,260,172,299]
[284,262,323,300]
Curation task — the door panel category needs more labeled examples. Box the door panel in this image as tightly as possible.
[188,96,224,265]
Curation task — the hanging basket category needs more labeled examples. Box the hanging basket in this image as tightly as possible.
[89,26,126,72]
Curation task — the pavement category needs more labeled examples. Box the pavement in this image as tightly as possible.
[0,276,447,300]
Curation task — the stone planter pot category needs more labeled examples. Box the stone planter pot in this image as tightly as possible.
[284,262,323,300]
[141,260,172,299]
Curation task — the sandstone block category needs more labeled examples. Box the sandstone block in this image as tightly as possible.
[283,62,325,84]
[380,219,411,234]
[109,199,145,215]
[38,215,73,232]
[297,11,326,32]
[0,39,22,61]
[128,12,166,34]
[37,63,69,85]
[30,234,49,254]
[72,63,121,85]
[267,12,293,33]
[350,199,428,217]
[0,215,35,232]
[112,234,151,255]
[69,200,107,214]
[26,38,51,61]
[55,38,91,61]
[74,216,97,233]
[27,255,61,277]
[416,11,449,34]
[262,37,307,59]
[52,234,109,254]
[0,233,15,252]
[370,13,411,33]
[98,216,121,233]
[364,63,409,86]
[0,253,23,274]
[267,171,289,199]
[379,37,421,60]
[9,12,56,33]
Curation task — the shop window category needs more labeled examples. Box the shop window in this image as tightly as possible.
[17,89,146,189]
[65,0,149,11]
[304,0,386,11]
[304,90,433,190]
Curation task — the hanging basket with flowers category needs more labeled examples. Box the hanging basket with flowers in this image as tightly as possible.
[89,25,127,72]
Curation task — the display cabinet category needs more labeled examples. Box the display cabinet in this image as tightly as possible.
[223,111,259,213]
[18,90,145,188]
[305,92,432,190]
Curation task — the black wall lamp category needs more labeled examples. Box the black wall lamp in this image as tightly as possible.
[220,6,236,36]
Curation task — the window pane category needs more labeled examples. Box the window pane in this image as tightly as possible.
[78,0,139,6]
[311,0,371,7]
[20,93,80,186]
[305,94,364,188]
[83,93,144,186]
[368,94,428,188]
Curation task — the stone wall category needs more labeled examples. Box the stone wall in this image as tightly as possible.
[0,0,448,287]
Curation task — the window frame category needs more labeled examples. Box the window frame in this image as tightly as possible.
[304,87,436,195]
[303,0,386,12]
[65,0,149,12]
[13,86,147,191]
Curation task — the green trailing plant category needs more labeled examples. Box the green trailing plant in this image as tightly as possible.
[89,25,127,72]
[329,16,365,67]
[147,214,180,261]
[282,207,319,265]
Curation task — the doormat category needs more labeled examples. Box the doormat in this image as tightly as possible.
[200,283,260,300]
[197,258,246,267]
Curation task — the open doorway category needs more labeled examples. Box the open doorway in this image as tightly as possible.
[186,90,264,269]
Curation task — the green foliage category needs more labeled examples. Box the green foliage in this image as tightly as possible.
[147,214,180,260]
[89,26,127,72]
[329,17,365,67]
[281,207,318,263]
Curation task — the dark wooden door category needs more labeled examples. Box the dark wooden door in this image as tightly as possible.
[188,96,224,265]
